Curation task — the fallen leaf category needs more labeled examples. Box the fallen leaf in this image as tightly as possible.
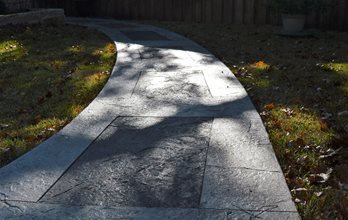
[315,191,323,197]
[265,103,275,111]
[319,147,342,159]
[252,61,270,70]
[320,121,329,131]
[37,96,45,104]
[0,124,9,129]
[318,168,333,183]
[281,108,294,117]
[321,112,333,120]
[45,91,52,98]
[26,135,37,143]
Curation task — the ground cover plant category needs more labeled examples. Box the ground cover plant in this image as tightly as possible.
[150,22,348,219]
[0,24,116,166]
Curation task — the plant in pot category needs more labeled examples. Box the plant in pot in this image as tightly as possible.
[270,0,327,33]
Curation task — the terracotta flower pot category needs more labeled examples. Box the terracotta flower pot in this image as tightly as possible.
[282,14,306,33]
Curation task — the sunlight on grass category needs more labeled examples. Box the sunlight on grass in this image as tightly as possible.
[321,63,348,73]
[320,63,348,96]
[0,40,20,53]
[0,24,116,166]
[268,107,334,147]
[67,44,84,54]
[0,40,26,62]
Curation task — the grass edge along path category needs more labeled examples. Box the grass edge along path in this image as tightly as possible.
[0,23,116,167]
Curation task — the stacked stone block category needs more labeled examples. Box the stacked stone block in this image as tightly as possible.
[1,0,31,13]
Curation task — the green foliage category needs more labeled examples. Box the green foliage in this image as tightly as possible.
[269,0,329,14]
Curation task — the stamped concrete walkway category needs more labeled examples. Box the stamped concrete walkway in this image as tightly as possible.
[0,18,299,219]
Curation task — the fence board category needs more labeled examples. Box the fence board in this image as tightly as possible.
[31,0,348,30]
[337,0,347,30]
[204,0,212,23]
[195,0,203,22]
[184,0,194,22]
[234,0,244,24]
[255,0,267,24]
[345,0,348,29]
[212,0,223,23]
[223,0,233,24]
[244,0,255,24]
[172,0,182,21]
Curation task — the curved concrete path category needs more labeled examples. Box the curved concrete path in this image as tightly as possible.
[0,18,299,219]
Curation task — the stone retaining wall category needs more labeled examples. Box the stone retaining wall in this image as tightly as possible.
[1,0,31,13]
[0,9,65,26]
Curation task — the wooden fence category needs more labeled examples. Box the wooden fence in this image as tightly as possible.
[31,0,348,30]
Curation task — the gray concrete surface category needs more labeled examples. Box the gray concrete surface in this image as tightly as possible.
[0,18,299,219]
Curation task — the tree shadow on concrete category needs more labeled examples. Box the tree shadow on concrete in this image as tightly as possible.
[0,19,293,219]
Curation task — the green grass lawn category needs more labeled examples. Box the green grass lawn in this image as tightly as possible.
[149,22,348,219]
[0,24,116,166]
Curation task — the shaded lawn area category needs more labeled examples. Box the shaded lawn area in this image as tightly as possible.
[149,22,348,219]
[0,24,116,166]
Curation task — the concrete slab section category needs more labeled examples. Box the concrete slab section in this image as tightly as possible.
[97,65,142,99]
[0,200,299,220]
[94,95,259,118]
[139,47,179,59]
[227,210,300,219]
[200,165,297,212]
[0,201,300,220]
[98,22,138,29]
[142,60,199,72]
[121,31,170,41]
[133,71,211,98]
[41,117,213,208]
[202,65,248,97]
[0,108,116,202]
[207,118,280,171]
[139,46,194,62]
[137,50,199,72]
[0,201,228,220]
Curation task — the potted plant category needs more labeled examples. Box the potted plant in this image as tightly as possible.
[270,0,328,33]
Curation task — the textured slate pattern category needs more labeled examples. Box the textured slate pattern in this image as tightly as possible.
[121,31,170,41]
[0,201,300,220]
[207,118,281,171]
[201,166,297,212]
[41,117,213,208]
[139,47,181,59]
[133,71,211,98]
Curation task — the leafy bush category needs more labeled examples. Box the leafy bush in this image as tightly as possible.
[269,0,329,14]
